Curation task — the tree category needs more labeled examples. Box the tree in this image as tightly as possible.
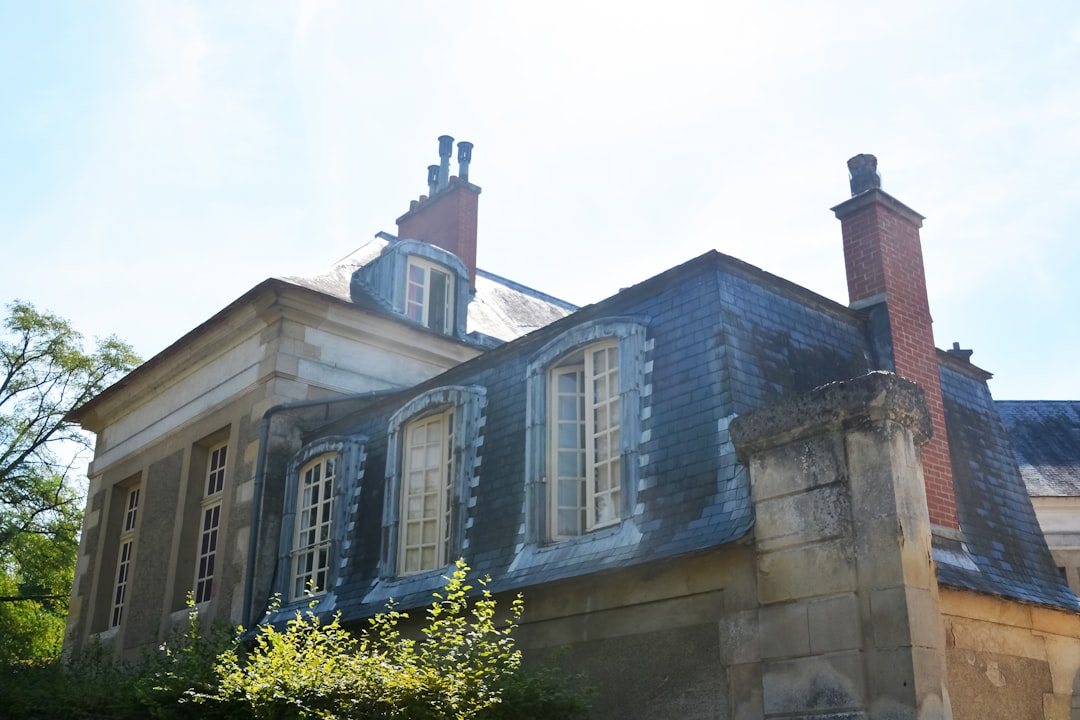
[0,300,139,661]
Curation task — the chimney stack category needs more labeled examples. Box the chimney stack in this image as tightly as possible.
[397,136,482,289]
[832,155,959,530]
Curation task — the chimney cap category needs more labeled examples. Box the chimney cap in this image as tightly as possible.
[847,153,882,196]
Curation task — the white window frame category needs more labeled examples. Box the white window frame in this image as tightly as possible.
[111,485,141,627]
[381,386,486,578]
[193,442,227,604]
[524,318,647,544]
[290,453,337,600]
[405,256,454,334]
[275,435,366,608]
[398,408,455,575]
[548,340,622,538]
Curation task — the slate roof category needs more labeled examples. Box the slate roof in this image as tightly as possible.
[269,252,879,619]
[262,250,1080,622]
[937,366,1080,608]
[282,237,577,343]
[995,401,1080,497]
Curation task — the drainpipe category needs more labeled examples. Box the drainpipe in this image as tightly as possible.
[242,389,400,628]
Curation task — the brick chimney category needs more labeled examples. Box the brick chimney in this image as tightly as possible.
[396,136,481,289]
[831,154,959,530]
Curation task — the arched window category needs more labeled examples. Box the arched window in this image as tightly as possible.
[381,386,486,577]
[276,435,366,603]
[524,318,648,543]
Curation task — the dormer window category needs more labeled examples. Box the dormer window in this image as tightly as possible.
[406,257,454,334]
[349,238,470,339]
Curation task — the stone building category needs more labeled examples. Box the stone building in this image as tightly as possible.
[66,142,1080,719]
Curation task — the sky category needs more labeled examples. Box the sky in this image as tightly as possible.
[1,1,1078,400]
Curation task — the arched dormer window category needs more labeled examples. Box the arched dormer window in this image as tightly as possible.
[524,318,648,544]
[350,239,470,338]
[275,435,366,604]
[381,385,486,577]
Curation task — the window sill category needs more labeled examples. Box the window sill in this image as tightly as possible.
[509,519,642,573]
[363,566,454,608]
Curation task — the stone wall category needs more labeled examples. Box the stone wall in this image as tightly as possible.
[730,371,949,719]
[941,587,1080,720]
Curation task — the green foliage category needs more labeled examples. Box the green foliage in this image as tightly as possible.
[0,644,143,719]
[201,560,528,719]
[0,300,140,662]
[0,563,592,720]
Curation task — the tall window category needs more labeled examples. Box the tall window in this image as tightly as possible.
[381,386,485,579]
[111,485,141,627]
[405,257,453,334]
[193,443,227,604]
[400,409,455,575]
[550,342,621,537]
[291,454,337,600]
[524,318,647,545]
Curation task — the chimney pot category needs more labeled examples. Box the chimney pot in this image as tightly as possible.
[457,141,473,182]
[437,135,454,191]
[427,165,439,196]
[847,153,881,196]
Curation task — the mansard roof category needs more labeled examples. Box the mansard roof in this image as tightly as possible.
[274,250,1079,622]
[996,401,1080,497]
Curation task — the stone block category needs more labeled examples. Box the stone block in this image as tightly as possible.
[755,482,852,553]
[871,587,914,649]
[719,609,761,666]
[749,434,847,502]
[808,594,863,654]
[729,662,764,720]
[762,652,866,715]
[760,602,810,659]
[758,539,856,604]
[946,614,1046,660]
[850,514,906,590]
[906,587,944,651]
[863,646,917,709]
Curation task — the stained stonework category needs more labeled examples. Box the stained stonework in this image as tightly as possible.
[732,372,950,720]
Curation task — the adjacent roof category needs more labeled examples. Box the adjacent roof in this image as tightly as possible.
[282,237,577,343]
[996,401,1080,497]
[937,371,1079,608]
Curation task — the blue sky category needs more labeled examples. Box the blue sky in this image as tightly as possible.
[2,1,1078,399]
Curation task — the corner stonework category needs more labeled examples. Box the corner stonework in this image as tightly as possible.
[731,372,952,720]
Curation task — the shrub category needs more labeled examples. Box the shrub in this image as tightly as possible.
[1,562,592,720]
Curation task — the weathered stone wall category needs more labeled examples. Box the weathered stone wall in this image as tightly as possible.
[731,372,949,719]
[508,373,955,720]
[941,587,1080,720]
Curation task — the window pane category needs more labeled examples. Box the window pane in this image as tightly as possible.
[428,270,449,332]
[558,423,580,449]
[557,371,580,393]
[558,396,579,421]
[558,450,583,477]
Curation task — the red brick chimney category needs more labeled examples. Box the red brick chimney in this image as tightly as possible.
[832,154,959,530]
[396,136,481,289]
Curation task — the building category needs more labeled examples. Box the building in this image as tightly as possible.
[63,136,575,646]
[997,401,1080,596]
[66,142,1080,719]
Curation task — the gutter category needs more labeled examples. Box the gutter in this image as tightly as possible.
[241,389,401,628]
